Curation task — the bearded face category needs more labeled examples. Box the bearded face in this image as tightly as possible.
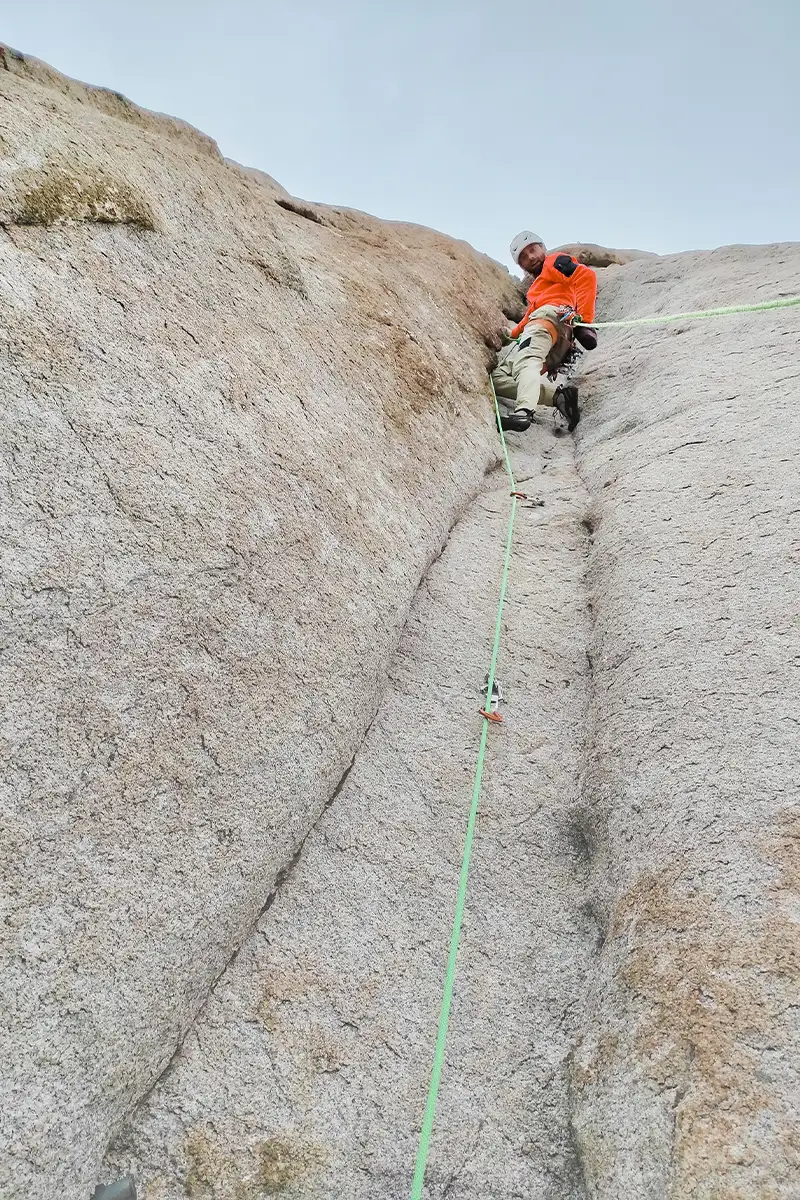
[518,243,547,276]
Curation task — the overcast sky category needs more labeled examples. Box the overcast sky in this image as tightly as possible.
[4,1,798,265]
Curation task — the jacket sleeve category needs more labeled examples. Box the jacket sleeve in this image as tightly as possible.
[510,305,533,340]
[573,263,597,323]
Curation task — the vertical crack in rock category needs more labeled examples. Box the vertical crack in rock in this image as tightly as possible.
[102,416,597,1199]
[142,733,375,1106]
[141,453,513,1112]
[258,742,366,924]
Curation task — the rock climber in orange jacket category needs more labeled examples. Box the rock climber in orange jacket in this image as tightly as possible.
[492,231,598,433]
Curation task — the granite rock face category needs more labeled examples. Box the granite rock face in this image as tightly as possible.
[0,47,519,1200]
[554,243,658,268]
[106,244,800,1200]
[2,45,799,1200]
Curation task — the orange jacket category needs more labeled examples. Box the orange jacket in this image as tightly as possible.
[511,252,597,338]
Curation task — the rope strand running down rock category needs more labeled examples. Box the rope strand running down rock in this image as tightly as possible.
[408,380,518,1200]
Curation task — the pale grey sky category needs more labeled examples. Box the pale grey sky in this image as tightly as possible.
[4,1,798,264]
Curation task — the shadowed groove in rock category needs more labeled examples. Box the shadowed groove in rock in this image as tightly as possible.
[142,731,370,1109]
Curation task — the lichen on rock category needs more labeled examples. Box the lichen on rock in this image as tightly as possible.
[181,1128,325,1199]
[256,1137,326,1194]
[13,162,158,229]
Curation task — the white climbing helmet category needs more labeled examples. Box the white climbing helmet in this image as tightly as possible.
[509,230,544,265]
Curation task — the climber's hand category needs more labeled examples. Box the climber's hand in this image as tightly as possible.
[485,329,510,352]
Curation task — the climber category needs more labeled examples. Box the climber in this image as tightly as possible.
[492,231,599,433]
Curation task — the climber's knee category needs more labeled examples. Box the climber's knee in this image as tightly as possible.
[514,324,555,366]
[514,357,550,411]
[490,365,517,405]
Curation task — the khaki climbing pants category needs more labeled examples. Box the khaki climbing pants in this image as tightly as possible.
[491,304,562,411]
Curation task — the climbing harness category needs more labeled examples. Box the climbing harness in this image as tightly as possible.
[554,304,580,326]
[409,379,518,1200]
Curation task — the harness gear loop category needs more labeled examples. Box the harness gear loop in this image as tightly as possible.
[529,316,560,345]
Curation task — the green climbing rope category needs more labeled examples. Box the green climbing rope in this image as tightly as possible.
[584,293,800,328]
[409,379,516,1200]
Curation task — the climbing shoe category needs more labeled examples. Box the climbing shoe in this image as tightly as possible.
[554,384,580,432]
[498,407,533,433]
